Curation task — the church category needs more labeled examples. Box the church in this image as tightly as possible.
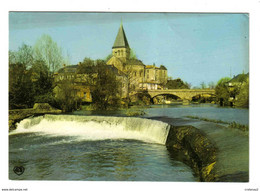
[106,23,168,91]
[54,23,168,102]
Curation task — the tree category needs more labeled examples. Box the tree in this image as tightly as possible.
[54,78,80,112]
[77,57,95,74]
[166,78,190,89]
[34,34,64,72]
[234,79,249,108]
[208,81,216,89]
[30,60,54,97]
[17,43,34,68]
[9,51,17,65]
[215,77,231,106]
[91,60,121,110]
[9,42,59,109]
[9,63,34,109]
[125,67,139,92]
[9,44,35,109]
[186,82,192,89]
[105,53,113,62]
[9,43,34,69]
[130,49,137,59]
[200,82,207,89]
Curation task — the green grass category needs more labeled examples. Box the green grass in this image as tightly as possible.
[185,116,249,132]
[185,116,229,124]
[126,109,145,116]
[228,121,249,131]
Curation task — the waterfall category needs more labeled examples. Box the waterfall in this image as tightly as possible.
[10,115,171,145]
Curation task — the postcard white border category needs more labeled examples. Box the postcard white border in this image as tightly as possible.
[1,0,260,191]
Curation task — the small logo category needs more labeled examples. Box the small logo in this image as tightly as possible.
[13,166,25,176]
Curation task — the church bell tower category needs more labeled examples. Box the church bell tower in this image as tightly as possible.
[112,23,130,62]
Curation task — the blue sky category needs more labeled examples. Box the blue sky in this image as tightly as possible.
[9,12,249,87]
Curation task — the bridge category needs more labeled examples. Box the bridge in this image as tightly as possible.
[147,89,215,101]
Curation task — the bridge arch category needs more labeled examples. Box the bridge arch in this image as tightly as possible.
[147,89,216,102]
[151,93,182,104]
[191,93,216,103]
[129,91,152,104]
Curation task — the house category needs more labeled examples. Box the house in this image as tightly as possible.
[53,63,128,102]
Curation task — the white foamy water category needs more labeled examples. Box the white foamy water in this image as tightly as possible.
[10,115,171,145]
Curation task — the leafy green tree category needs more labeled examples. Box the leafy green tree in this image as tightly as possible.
[9,63,34,109]
[77,57,95,74]
[215,77,231,106]
[9,50,17,65]
[91,60,121,110]
[9,43,58,109]
[166,78,190,89]
[30,60,54,99]
[130,49,137,59]
[234,79,249,108]
[54,77,81,112]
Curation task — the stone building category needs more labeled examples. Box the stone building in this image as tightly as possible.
[107,23,168,92]
[54,23,168,102]
[53,65,93,102]
[53,63,128,101]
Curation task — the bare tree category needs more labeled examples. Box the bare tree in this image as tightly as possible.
[9,43,34,69]
[208,81,216,89]
[200,81,207,89]
[34,34,64,72]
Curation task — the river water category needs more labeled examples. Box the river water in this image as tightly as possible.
[74,103,249,125]
[9,104,249,181]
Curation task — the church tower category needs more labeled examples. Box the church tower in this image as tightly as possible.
[112,23,130,62]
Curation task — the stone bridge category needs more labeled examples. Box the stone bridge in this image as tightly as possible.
[147,89,215,101]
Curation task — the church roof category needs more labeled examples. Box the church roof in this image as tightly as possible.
[128,59,145,66]
[112,24,130,49]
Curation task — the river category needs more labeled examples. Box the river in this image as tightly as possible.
[9,103,249,181]
[74,103,249,125]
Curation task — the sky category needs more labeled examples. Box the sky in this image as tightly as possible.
[9,12,249,87]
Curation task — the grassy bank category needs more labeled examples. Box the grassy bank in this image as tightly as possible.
[185,116,249,132]
[9,103,62,131]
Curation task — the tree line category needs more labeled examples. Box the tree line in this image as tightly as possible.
[9,35,122,111]
[9,34,66,109]
[165,75,249,108]
[215,74,249,108]
[10,34,248,110]
[76,58,122,110]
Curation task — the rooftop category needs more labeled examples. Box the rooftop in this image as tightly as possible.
[128,59,144,66]
[112,24,130,49]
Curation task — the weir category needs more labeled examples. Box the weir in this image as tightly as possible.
[10,114,217,181]
[11,115,171,145]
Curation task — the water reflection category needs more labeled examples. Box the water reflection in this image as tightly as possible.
[9,134,196,181]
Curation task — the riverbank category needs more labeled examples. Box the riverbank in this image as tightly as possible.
[166,124,216,181]
[151,116,249,182]
[9,104,249,182]
[185,115,249,133]
[9,103,62,131]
